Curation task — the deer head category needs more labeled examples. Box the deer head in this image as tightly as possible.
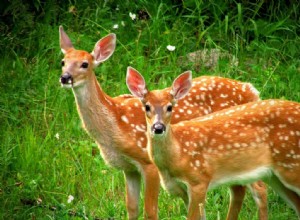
[126,66,192,137]
[59,26,116,88]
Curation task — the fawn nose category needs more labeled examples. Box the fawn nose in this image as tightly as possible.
[152,123,166,134]
[60,72,73,84]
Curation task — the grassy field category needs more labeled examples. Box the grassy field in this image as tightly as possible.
[0,1,299,219]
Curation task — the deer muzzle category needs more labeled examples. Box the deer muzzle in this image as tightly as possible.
[60,72,73,85]
[152,123,166,135]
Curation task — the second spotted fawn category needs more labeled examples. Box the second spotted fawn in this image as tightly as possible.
[127,70,300,220]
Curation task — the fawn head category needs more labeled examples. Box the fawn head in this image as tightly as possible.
[59,26,116,88]
[126,67,192,137]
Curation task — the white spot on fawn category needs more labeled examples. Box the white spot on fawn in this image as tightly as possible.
[136,125,146,132]
[137,140,143,148]
[121,115,129,123]
[220,94,228,98]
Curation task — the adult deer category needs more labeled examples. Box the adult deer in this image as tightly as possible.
[127,70,300,220]
[59,26,267,219]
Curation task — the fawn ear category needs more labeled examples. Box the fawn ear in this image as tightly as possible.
[126,66,148,99]
[91,33,116,66]
[59,26,74,54]
[171,71,192,100]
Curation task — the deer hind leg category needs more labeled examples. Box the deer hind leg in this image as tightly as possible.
[226,185,247,220]
[226,182,268,220]
[124,170,141,220]
[248,181,268,220]
[142,164,160,220]
[266,174,300,217]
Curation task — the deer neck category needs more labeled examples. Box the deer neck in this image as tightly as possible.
[148,127,178,171]
[72,74,117,146]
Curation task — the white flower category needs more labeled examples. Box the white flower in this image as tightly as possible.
[101,169,108,174]
[121,21,125,27]
[113,24,119,29]
[129,12,136,20]
[55,133,60,140]
[67,195,74,203]
[36,198,42,205]
[167,45,176,51]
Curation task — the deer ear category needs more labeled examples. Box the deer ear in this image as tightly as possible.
[171,71,192,100]
[59,25,74,54]
[126,66,148,99]
[91,33,116,66]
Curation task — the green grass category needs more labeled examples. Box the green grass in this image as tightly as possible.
[0,1,300,219]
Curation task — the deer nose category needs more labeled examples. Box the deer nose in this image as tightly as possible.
[152,123,166,134]
[60,72,73,84]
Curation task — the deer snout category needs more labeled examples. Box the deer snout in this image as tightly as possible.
[60,72,73,85]
[152,123,166,135]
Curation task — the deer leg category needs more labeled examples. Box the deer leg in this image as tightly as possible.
[174,183,189,207]
[226,185,247,220]
[124,170,141,220]
[160,174,189,207]
[187,183,208,220]
[142,164,160,220]
[226,182,268,220]
[266,175,300,217]
[248,181,268,220]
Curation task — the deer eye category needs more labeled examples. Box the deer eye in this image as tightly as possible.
[81,62,89,68]
[61,60,65,66]
[145,104,151,112]
[166,105,173,112]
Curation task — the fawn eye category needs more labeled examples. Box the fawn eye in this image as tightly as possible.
[145,104,151,112]
[167,105,173,112]
[61,60,65,66]
[81,62,89,68]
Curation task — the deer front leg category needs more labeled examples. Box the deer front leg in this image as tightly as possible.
[226,185,247,220]
[187,183,208,220]
[142,164,160,220]
[171,183,189,207]
[124,171,141,220]
[160,174,189,207]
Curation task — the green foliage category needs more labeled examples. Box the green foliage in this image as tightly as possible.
[0,0,299,219]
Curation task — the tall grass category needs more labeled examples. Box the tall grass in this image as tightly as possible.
[0,1,299,219]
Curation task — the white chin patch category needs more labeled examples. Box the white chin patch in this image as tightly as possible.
[61,80,84,89]
[72,80,85,88]
[61,83,72,89]
[152,132,166,139]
